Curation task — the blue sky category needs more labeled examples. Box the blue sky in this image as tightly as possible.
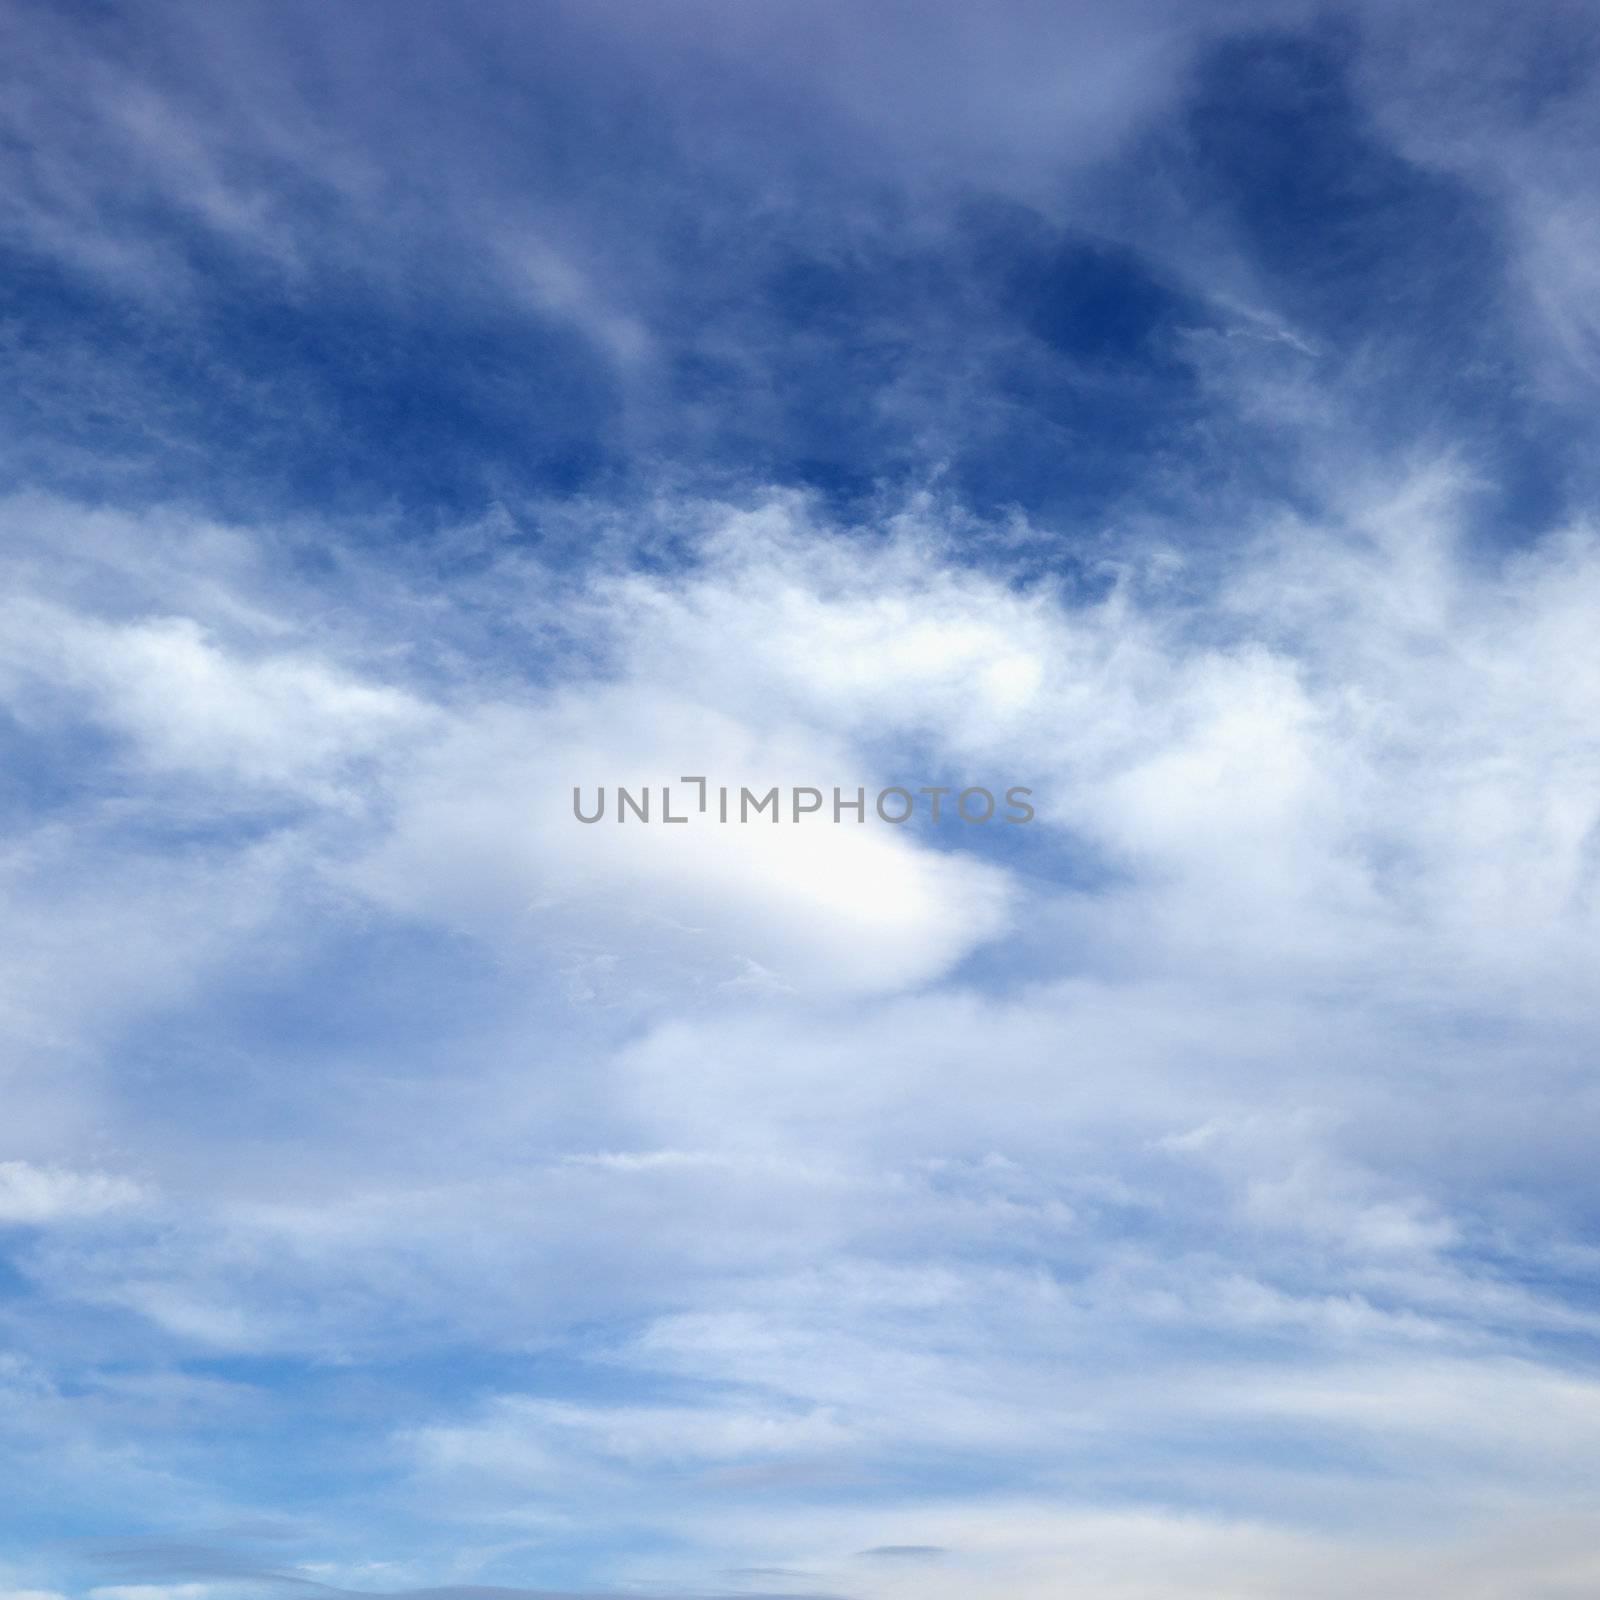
[4,2,1600,1597]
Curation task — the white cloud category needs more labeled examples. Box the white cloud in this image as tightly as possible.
[0,1161,143,1224]
[626,1496,1600,1600]
[89,1587,232,1600]
[0,596,431,802]
[4,477,1600,1593]
[346,685,1015,999]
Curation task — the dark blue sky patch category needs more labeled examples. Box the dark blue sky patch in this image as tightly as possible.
[0,243,626,524]
[1171,26,1585,548]
[1001,232,1203,367]
[1181,29,1503,344]
[5,4,1590,560]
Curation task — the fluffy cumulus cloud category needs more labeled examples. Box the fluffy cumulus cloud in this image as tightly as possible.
[2,3,1600,1599]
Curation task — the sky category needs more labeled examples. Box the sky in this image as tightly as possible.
[3,1,1600,1596]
